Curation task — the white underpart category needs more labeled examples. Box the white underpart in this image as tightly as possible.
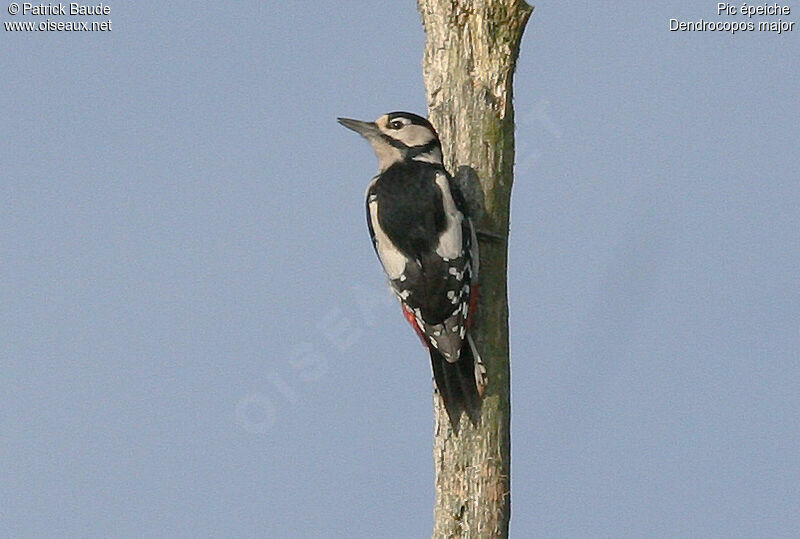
[467,334,488,397]
[367,140,404,172]
[434,173,464,260]
[366,180,407,280]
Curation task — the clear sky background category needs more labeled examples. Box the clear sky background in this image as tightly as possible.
[2,1,798,537]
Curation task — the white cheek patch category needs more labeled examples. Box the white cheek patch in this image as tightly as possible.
[402,124,435,147]
[368,198,407,279]
[434,174,464,260]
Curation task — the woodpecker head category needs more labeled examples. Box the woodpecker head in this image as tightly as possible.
[338,112,443,171]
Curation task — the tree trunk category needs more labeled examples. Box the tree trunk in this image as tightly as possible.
[417,1,533,537]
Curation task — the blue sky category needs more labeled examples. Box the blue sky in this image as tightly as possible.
[3,1,799,537]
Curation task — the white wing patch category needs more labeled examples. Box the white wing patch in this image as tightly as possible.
[434,173,464,260]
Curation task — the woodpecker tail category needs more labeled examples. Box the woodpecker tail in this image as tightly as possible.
[430,335,486,430]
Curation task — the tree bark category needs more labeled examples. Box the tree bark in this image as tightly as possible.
[417,1,533,537]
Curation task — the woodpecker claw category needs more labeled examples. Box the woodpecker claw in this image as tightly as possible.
[476,229,504,243]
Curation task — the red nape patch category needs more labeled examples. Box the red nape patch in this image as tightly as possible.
[401,305,427,347]
[466,284,479,329]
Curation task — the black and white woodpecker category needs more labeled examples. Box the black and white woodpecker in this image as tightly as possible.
[338,111,486,429]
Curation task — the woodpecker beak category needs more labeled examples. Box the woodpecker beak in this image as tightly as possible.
[337,117,380,139]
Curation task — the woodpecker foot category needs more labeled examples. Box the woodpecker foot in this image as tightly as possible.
[476,229,505,243]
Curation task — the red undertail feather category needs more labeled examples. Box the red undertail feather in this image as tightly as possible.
[401,304,427,346]
[467,283,479,329]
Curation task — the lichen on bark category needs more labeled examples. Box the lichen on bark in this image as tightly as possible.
[417,1,533,537]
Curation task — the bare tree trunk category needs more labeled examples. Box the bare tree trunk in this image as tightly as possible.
[417,1,533,537]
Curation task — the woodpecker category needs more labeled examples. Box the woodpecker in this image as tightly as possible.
[338,111,486,429]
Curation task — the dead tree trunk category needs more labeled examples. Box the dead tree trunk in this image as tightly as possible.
[417,1,533,537]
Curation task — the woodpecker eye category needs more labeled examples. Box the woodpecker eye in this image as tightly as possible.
[389,120,405,130]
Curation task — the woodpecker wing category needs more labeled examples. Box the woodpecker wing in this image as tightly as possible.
[365,168,478,363]
[349,111,485,428]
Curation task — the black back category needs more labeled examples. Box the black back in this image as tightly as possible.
[372,161,447,259]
